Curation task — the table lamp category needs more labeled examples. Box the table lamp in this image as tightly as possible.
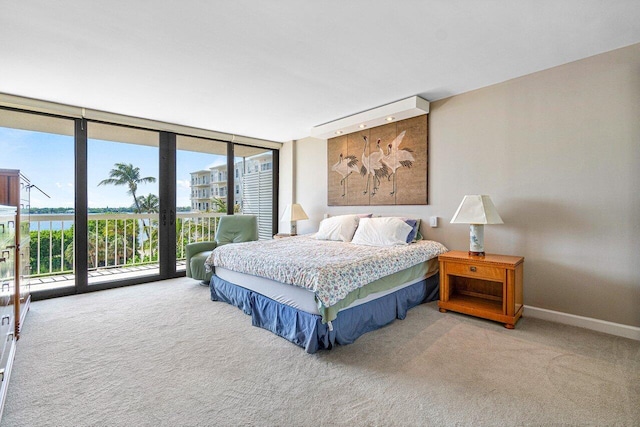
[281,203,309,235]
[450,195,503,256]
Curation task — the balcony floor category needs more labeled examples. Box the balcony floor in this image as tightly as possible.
[28,261,187,292]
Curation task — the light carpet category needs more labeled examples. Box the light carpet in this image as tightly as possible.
[2,277,639,426]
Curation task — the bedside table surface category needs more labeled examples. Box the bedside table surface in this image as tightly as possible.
[439,250,524,268]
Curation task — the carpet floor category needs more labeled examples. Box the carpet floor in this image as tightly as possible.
[1,277,638,426]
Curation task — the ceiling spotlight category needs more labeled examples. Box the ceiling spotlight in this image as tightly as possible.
[359,124,366,129]
[386,116,395,122]
[335,130,343,135]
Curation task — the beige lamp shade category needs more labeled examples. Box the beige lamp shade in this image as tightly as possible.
[281,203,309,222]
[450,195,503,225]
[450,195,503,256]
[281,203,308,235]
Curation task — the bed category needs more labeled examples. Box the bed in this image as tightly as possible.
[205,216,448,353]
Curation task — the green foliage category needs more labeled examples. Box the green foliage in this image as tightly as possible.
[30,217,162,276]
[29,228,74,275]
[136,193,159,213]
[99,163,157,239]
[29,160,221,276]
[211,197,241,213]
[29,207,191,214]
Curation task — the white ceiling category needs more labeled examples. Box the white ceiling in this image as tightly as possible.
[2,1,640,143]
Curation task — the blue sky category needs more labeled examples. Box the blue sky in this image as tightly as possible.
[1,127,224,209]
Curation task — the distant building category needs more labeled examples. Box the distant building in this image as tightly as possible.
[189,152,273,239]
[189,169,211,211]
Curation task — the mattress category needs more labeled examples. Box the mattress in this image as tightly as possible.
[215,256,439,321]
[207,235,448,311]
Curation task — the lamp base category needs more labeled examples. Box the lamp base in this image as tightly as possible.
[469,224,485,256]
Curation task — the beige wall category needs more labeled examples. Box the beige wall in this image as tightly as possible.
[285,43,640,328]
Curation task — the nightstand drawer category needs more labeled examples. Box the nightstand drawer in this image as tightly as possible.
[445,262,504,282]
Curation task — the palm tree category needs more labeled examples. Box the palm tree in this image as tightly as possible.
[136,193,159,213]
[136,193,160,262]
[211,197,240,213]
[98,163,156,238]
[98,163,156,212]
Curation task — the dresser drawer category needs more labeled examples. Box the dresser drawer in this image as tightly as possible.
[445,261,505,282]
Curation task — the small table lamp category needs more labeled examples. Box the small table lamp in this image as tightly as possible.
[281,203,309,236]
[450,195,503,256]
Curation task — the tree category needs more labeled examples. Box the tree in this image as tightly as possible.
[98,163,156,212]
[211,197,240,213]
[98,163,156,238]
[136,193,159,213]
[137,193,160,262]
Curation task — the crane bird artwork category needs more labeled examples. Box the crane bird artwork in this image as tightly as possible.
[360,135,389,196]
[326,115,427,206]
[381,130,415,195]
[331,153,359,196]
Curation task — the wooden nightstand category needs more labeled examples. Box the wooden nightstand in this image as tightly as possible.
[273,233,292,239]
[438,251,524,329]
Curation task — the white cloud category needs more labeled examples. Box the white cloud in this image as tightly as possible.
[176,179,191,189]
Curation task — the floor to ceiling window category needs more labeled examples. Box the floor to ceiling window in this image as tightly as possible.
[0,106,278,299]
[87,122,160,286]
[176,135,228,271]
[234,144,275,240]
[0,109,75,293]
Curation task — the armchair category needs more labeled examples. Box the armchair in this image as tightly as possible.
[185,215,258,284]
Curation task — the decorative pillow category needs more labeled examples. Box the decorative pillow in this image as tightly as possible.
[402,219,418,243]
[351,217,412,247]
[404,218,423,242]
[315,214,360,242]
[382,217,421,242]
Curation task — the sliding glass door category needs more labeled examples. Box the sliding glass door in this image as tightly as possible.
[175,135,228,272]
[234,145,276,240]
[0,107,278,298]
[86,123,162,287]
[0,110,75,294]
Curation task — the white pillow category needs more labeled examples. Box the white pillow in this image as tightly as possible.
[351,217,413,247]
[315,214,360,242]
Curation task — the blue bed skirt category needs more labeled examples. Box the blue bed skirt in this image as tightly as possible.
[210,273,439,353]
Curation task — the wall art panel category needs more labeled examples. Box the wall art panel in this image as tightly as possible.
[327,114,427,205]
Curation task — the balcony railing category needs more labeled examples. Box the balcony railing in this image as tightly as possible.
[28,212,224,280]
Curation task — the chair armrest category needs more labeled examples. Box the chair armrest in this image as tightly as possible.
[185,241,218,277]
[186,241,218,257]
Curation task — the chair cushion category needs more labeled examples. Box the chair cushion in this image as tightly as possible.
[189,250,213,282]
[215,215,258,245]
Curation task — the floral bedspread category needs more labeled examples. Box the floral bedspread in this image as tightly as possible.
[205,235,448,309]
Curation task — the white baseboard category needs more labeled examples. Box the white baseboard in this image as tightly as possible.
[524,305,640,341]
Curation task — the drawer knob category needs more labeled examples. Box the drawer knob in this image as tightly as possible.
[470,266,477,272]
